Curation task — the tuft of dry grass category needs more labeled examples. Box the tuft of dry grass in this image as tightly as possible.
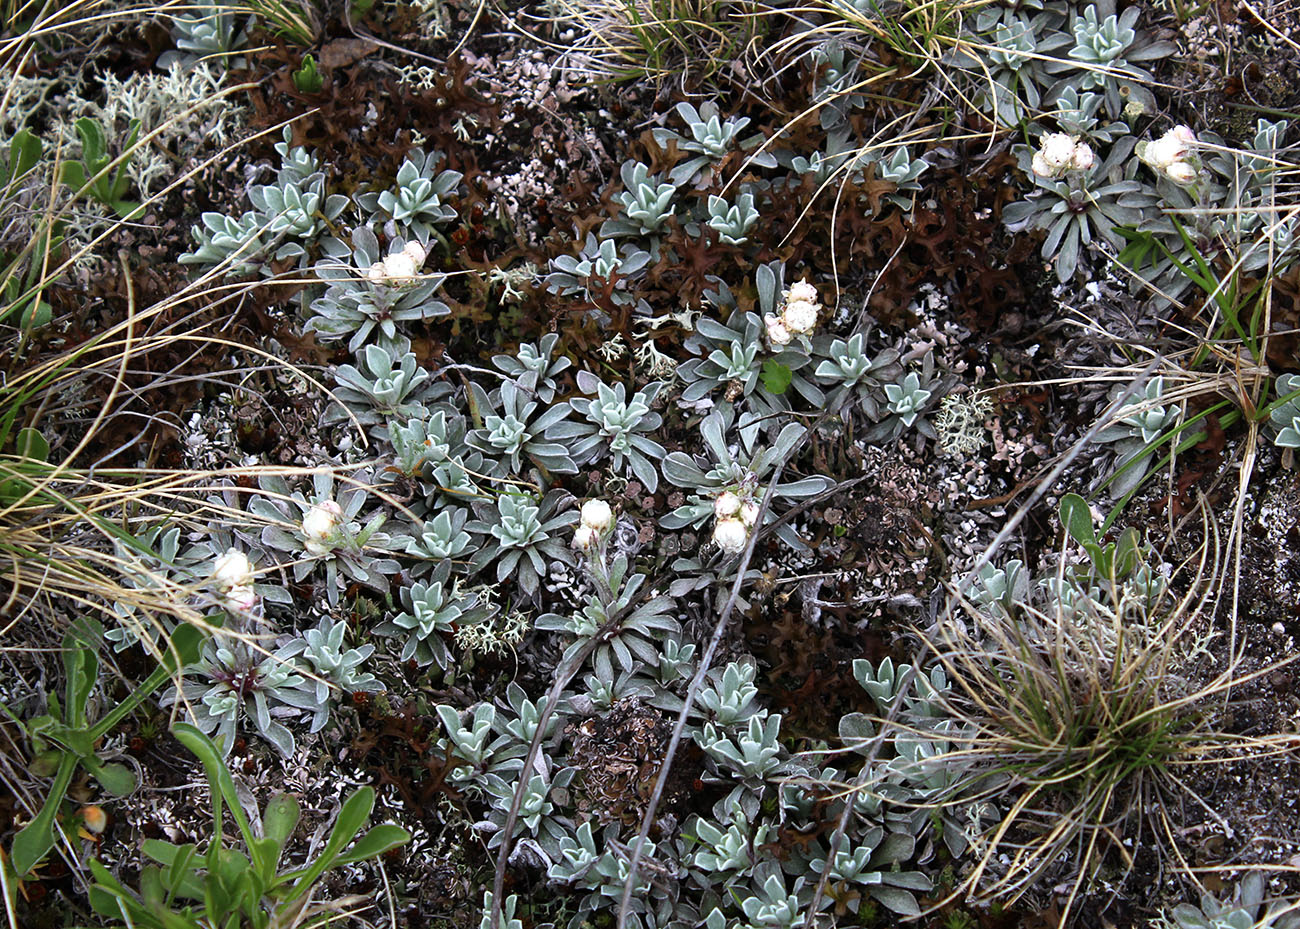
[538,0,771,91]
[910,497,1300,925]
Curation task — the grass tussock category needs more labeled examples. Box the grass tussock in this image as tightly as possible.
[916,500,1300,923]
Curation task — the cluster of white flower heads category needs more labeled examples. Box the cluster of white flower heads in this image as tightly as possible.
[366,240,428,283]
[302,500,343,556]
[711,489,762,554]
[765,279,821,347]
[1138,125,1199,186]
[1030,132,1096,179]
[212,548,257,612]
[572,499,614,552]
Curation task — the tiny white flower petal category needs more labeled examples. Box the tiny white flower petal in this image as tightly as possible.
[226,585,258,612]
[1145,131,1190,169]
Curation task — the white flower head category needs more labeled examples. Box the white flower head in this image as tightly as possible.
[1142,127,1197,170]
[580,499,614,533]
[382,251,419,280]
[714,491,742,519]
[302,500,343,555]
[780,279,821,336]
[786,279,819,305]
[765,314,792,347]
[782,299,819,336]
[739,500,760,527]
[1039,132,1078,170]
[712,517,749,554]
[1031,151,1054,178]
[212,548,254,589]
[367,261,386,282]
[572,524,599,552]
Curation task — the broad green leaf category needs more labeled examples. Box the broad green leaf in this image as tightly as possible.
[14,427,48,461]
[90,622,207,742]
[143,839,188,867]
[249,835,284,886]
[60,161,87,192]
[1058,493,1096,547]
[62,630,99,729]
[12,751,76,874]
[74,117,106,167]
[29,748,61,777]
[868,884,921,917]
[87,857,137,915]
[760,360,792,395]
[163,843,204,902]
[44,722,93,758]
[174,724,255,850]
[262,792,300,857]
[86,759,137,797]
[275,787,374,901]
[6,129,41,186]
[332,823,411,865]
[1113,527,1143,579]
[141,862,166,909]
[166,621,207,670]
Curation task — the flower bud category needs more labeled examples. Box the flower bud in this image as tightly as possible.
[80,805,107,835]
[1070,142,1096,171]
[302,500,343,555]
[1164,161,1198,185]
[212,548,254,589]
[765,314,792,346]
[572,525,599,552]
[714,491,742,519]
[739,500,760,527]
[712,517,749,554]
[402,239,427,267]
[1171,125,1197,145]
[580,499,614,533]
[226,584,258,613]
